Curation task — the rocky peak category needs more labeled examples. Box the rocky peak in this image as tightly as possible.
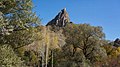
[46,8,70,27]
[114,38,120,47]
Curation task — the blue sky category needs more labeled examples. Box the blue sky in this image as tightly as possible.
[32,0,120,41]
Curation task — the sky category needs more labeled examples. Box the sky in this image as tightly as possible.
[32,0,120,41]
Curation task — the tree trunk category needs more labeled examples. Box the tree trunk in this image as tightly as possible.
[45,44,49,67]
[51,51,53,67]
[41,42,45,67]
[42,56,44,67]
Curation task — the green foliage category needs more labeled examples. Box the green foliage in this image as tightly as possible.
[0,0,41,49]
[0,0,40,35]
[0,45,25,67]
[0,0,118,67]
[58,23,108,66]
[0,28,37,48]
[23,50,38,66]
[0,0,41,67]
[17,47,26,57]
[38,27,66,67]
[17,47,39,66]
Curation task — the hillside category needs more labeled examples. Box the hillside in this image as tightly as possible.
[0,0,120,67]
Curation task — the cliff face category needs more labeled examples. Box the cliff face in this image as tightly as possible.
[46,8,70,27]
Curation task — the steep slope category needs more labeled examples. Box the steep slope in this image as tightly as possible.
[46,8,70,27]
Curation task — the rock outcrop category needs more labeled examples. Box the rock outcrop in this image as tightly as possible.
[46,8,70,27]
[114,38,120,47]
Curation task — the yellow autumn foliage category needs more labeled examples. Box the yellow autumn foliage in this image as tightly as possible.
[108,47,120,58]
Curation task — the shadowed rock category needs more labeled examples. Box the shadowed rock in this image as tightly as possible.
[114,38,120,47]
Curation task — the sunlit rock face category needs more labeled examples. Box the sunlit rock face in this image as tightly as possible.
[46,8,70,27]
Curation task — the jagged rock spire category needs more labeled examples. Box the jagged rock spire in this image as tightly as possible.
[46,8,70,27]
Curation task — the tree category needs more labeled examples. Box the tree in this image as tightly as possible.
[21,26,66,67]
[62,23,107,66]
[0,0,40,33]
[0,45,25,67]
[49,29,66,67]
[0,0,40,48]
[40,26,65,67]
[0,0,41,67]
